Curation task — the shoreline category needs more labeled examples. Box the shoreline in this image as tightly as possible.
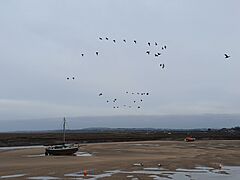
[0,140,240,178]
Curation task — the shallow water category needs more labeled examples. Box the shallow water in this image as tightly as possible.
[74,151,92,157]
[0,174,26,179]
[65,166,240,180]
[1,166,239,179]
[0,145,43,151]
[25,154,46,158]
[27,176,60,180]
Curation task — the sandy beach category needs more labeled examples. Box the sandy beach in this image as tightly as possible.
[0,140,240,179]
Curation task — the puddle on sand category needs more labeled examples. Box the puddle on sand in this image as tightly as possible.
[27,176,60,180]
[25,154,46,158]
[0,146,43,151]
[65,171,113,179]
[65,166,240,180]
[74,151,92,157]
[0,174,26,179]
[132,144,160,147]
[126,175,134,178]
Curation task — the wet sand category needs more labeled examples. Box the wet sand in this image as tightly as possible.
[0,140,240,179]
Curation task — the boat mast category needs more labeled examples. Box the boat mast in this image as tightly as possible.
[63,117,66,144]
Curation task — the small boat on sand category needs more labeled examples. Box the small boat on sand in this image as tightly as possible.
[45,117,79,156]
[184,136,196,142]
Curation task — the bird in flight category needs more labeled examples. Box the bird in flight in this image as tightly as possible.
[67,77,75,80]
[81,53,84,57]
[155,42,158,46]
[99,93,103,96]
[224,54,230,59]
[99,37,102,40]
[148,42,151,46]
[146,51,150,55]
[157,53,161,56]
[96,51,99,56]
[134,40,137,44]
[160,64,165,69]
[123,39,126,43]
[113,39,116,43]
[106,37,109,40]
[164,45,167,49]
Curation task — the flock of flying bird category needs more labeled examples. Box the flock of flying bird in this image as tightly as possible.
[66,36,231,110]
[98,91,150,109]
[80,37,168,68]
[92,37,168,110]
[66,37,168,81]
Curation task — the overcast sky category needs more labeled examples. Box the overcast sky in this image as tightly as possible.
[0,1,240,128]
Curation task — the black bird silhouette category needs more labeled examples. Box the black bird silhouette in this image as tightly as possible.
[138,106,141,109]
[137,93,140,95]
[107,100,109,103]
[146,51,150,55]
[134,40,137,44]
[164,45,167,49]
[160,64,165,69]
[132,93,134,95]
[96,51,99,56]
[155,42,158,46]
[140,99,143,102]
[99,93,103,96]
[224,54,230,59]
[106,37,109,40]
[81,53,84,57]
[113,39,116,43]
[155,54,158,57]
[157,53,161,56]
[113,106,116,108]
[146,93,149,95]
[134,101,136,103]
[126,91,128,94]
[148,42,151,46]
[99,37,102,40]
[72,77,75,80]
[123,39,126,43]
[67,77,69,80]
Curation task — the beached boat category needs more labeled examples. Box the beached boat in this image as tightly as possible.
[184,136,196,142]
[45,117,79,156]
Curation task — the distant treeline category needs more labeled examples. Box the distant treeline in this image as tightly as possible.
[0,127,239,147]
